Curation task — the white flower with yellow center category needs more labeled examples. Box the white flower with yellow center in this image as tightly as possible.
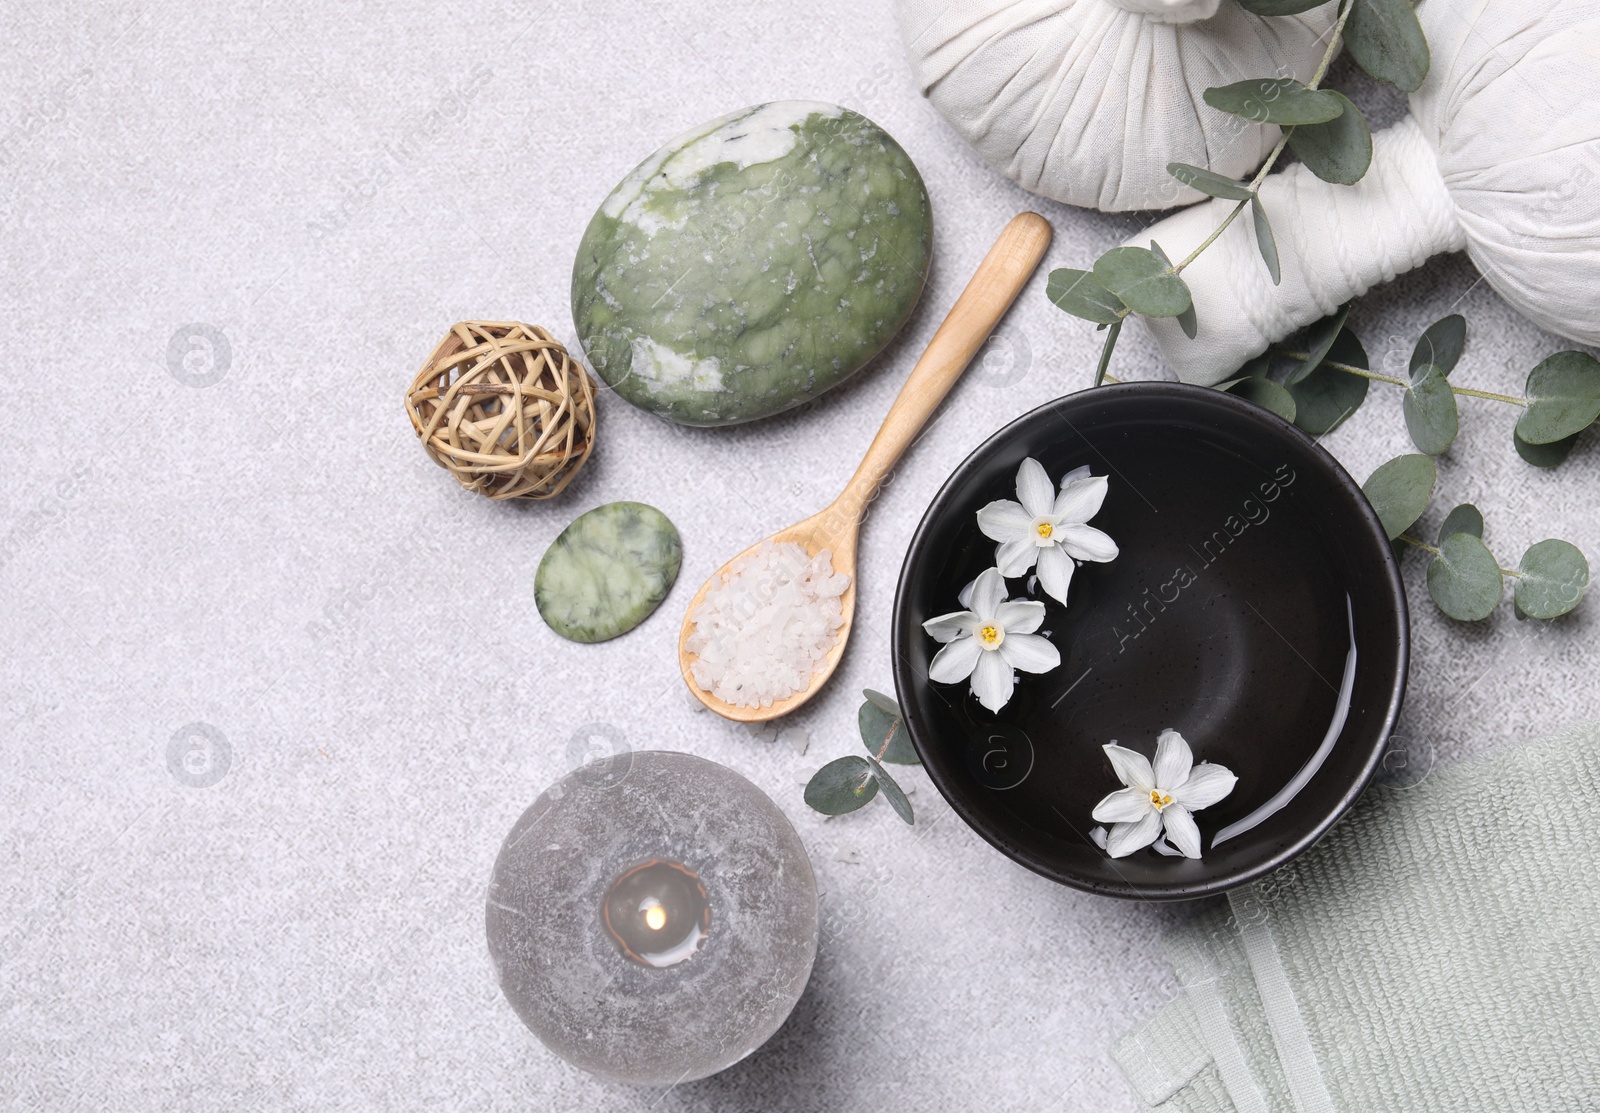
[922,567,1060,712]
[976,458,1118,605]
[1091,730,1237,859]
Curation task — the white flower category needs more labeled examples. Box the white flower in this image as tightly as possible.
[1091,730,1237,859]
[976,458,1118,605]
[922,567,1060,712]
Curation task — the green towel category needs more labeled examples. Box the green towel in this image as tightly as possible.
[1112,721,1600,1113]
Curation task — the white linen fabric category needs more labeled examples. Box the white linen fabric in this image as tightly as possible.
[1132,0,1600,385]
[895,0,1337,211]
[1112,721,1600,1112]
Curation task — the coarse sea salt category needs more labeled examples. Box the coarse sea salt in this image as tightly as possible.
[687,541,850,709]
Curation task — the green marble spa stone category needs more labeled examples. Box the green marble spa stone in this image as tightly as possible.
[572,101,933,427]
[536,502,683,643]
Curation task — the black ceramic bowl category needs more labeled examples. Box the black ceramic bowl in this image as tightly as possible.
[892,383,1407,899]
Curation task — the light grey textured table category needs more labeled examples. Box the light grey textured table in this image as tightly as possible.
[4,2,1596,1110]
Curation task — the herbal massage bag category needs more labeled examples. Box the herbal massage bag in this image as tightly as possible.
[894,0,1338,212]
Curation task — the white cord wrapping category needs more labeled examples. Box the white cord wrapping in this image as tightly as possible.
[1140,118,1463,386]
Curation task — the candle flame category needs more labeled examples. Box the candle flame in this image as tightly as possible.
[643,903,667,931]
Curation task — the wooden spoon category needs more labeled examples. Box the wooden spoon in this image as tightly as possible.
[678,211,1054,722]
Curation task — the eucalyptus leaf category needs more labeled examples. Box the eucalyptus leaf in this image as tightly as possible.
[1250,195,1281,286]
[1147,242,1195,345]
[1514,428,1579,469]
[1363,453,1437,540]
[1427,532,1503,621]
[1094,320,1123,387]
[863,688,900,716]
[804,756,878,815]
[1238,353,1274,379]
[859,696,918,765]
[1223,376,1297,423]
[1346,0,1431,92]
[1203,79,1345,126]
[1177,300,1199,340]
[1093,247,1193,318]
[1047,267,1126,326]
[1285,304,1350,386]
[858,699,896,754]
[1402,363,1460,455]
[1437,503,1483,544]
[868,757,914,825]
[1516,351,1600,444]
[1410,314,1467,377]
[1288,328,1369,434]
[1286,92,1373,184]
[1167,162,1255,201]
[1235,0,1332,12]
[1515,539,1590,620]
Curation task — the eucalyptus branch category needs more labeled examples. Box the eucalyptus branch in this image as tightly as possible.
[803,691,918,825]
[1365,456,1585,621]
[1307,0,1355,88]
[1399,533,1525,581]
[1172,97,1291,275]
[1172,188,1261,274]
[1173,0,1353,276]
[1269,348,1530,406]
[874,717,900,763]
[1441,386,1528,406]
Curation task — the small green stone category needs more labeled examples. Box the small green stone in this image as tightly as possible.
[535,502,683,643]
[572,101,933,427]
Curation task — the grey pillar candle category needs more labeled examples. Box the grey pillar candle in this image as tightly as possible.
[486,751,818,1086]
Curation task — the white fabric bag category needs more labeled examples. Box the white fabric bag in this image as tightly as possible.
[895,0,1337,212]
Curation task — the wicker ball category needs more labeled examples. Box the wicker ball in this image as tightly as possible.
[406,321,597,500]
